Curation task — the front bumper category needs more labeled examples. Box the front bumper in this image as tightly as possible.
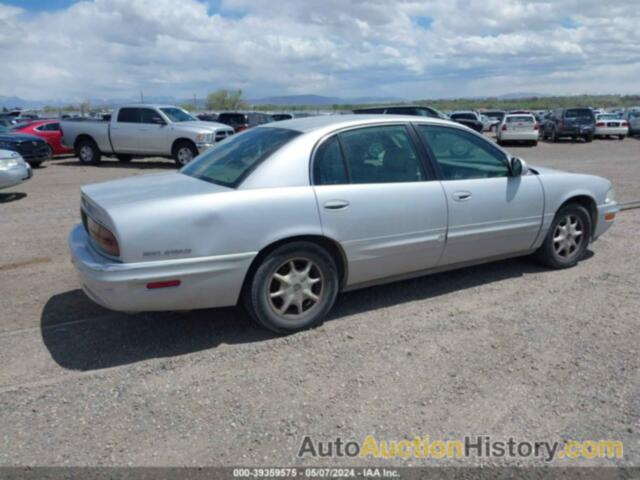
[0,163,31,190]
[593,201,619,241]
[68,225,256,312]
[195,142,214,153]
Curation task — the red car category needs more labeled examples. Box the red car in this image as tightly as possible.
[12,120,73,156]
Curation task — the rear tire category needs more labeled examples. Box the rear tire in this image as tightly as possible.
[76,139,101,165]
[242,242,339,334]
[532,140,538,146]
[173,141,198,167]
[618,135,625,140]
[584,135,593,143]
[551,129,558,143]
[535,204,591,269]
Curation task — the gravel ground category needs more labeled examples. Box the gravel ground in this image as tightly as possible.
[0,136,638,467]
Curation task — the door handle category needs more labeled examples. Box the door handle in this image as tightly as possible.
[452,191,472,201]
[323,200,350,210]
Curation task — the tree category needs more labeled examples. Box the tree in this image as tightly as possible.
[205,89,247,110]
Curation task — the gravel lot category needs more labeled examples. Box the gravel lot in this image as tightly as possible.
[0,135,638,467]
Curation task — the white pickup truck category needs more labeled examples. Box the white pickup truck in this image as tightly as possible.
[61,104,235,166]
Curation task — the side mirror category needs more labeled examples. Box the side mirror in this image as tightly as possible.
[510,157,528,176]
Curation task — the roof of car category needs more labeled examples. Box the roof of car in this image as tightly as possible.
[259,114,455,133]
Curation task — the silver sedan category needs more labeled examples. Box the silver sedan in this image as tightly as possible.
[0,149,31,190]
[69,115,619,333]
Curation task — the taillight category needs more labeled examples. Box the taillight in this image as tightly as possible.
[534,123,539,130]
[501,124,508,131]
[85,214,120,257]
[596,122,605,127]
[235,125,248,132]
[622,121,628,127]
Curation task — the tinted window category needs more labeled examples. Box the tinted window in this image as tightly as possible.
[139,108,164,124]
[272,114,293,121]
[218,113,247,126]
[313,136,348,185]
[451,113,476,121]
[181,127,300,187]
[48,122,61,131]
[386,107,416,115]
[485,111,505,120]
[338,125,424,184]
[418,125,509,180]
[117,108,138,123]
[353,108,385,114]
[565,109,593,119]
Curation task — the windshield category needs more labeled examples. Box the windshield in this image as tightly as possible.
[160,107,197,123]
[452,113,476,121]
[181,127,301,187]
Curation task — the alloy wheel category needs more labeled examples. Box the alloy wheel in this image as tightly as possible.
[553,214,584,259]
[177,147,194,165]
[267,258,324,320]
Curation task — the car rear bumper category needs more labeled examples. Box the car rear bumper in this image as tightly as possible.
[595,127,628,136]
[68,224,256,312]
[593,201,619,241]
[499,131,539,141]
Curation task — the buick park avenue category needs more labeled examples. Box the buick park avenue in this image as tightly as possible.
[69,115,618,333]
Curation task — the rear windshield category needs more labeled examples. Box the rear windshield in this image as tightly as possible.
[506,116,534,123]
[565,109,594,119]
[451,113,476,121]
[597,114,617,121]
[181,127,301,187]
[218,113,247,125]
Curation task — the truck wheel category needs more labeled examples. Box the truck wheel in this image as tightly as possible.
[535,204,591,269]
[76,139,101,165]
[585,135,593,143]
[173,141,198,166]
[242,242,339,334]
[116,154,132,163]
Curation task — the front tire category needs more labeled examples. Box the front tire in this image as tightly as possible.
[243,242,339,334]
[173,141,198,166]
[535,204,591,269]
[76,139,101,164]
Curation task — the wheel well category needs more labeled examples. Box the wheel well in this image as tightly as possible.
[74,134,97,151]
[171,138,196,155]
[241,235,348,296]
[560,195,597,236]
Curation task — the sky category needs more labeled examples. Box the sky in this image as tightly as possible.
[0,0,639,102]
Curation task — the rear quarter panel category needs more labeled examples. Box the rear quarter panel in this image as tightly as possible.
[61,120,113,153]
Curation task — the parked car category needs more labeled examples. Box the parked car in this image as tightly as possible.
[69,115,618,334]
[496,113,539,146]
[353,105,449,120]
[480,114,500,132]
[217,112,274,132]
[60,105,234,166]
[0,149,31,190]
[0,125,51,167]
[625,110,640,136]
[541,108,596,142]
[483,110,506,131]
[594,114,628,140]
[449,111,484,132]
[12,120,74,156]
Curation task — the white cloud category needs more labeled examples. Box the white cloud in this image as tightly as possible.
[0,0,639,102]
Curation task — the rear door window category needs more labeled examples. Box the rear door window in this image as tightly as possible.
[337,125,425,184]
[117,108,139,123]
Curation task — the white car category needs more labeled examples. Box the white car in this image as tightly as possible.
[497,114,539,146]
[595,114,628,140]
[0,149,31,190]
